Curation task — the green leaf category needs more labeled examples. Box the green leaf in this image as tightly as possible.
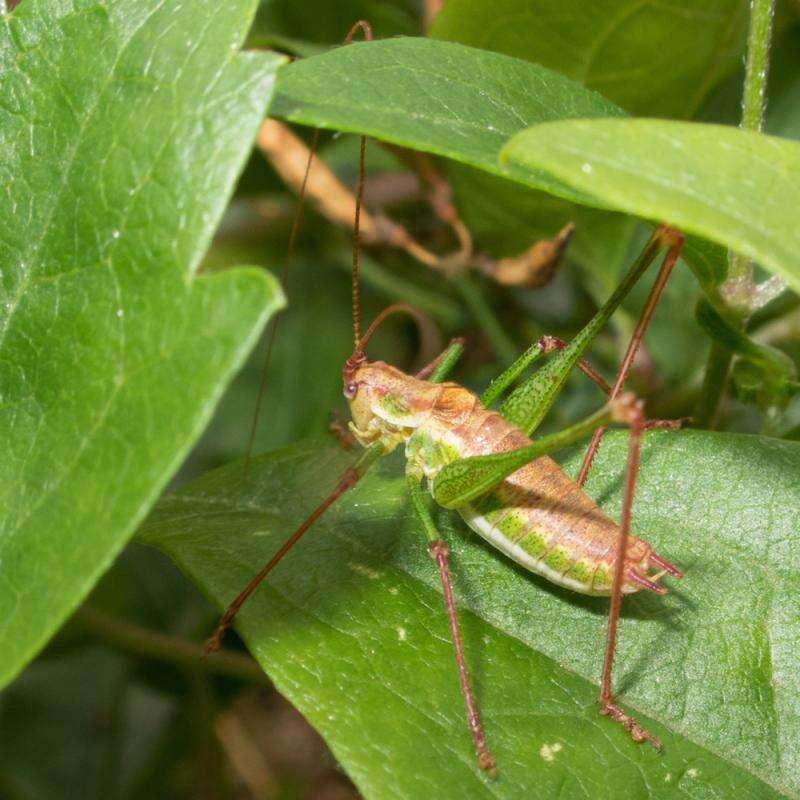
[139,431,799,798]
[269,38,727,293]
[0,0,283,686]
[430,0,747,119]
[194,245,357,470]
[429,0,744,303]
[502,119,800,295]
[270,37,626,204]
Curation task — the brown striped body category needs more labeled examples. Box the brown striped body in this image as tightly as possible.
[347,360,674,596]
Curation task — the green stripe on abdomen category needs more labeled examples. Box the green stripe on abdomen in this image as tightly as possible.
[458,492,608,596]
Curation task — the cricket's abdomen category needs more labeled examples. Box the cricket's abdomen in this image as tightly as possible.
[458,460,632,595]
[408,384,657,596]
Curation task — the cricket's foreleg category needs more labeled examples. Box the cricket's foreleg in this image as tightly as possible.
[407,471,497,775]
[577,227,685,487]
[205,443,383,654]
[329,410,357,450]
[597,394,662,749]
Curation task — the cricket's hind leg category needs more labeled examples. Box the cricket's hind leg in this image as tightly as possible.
[563,229,685,748]
[577,227,685,487]
[538,335,691,433]
[596,392,680,751]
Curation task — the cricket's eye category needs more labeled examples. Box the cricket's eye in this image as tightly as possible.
[344,381,358,399]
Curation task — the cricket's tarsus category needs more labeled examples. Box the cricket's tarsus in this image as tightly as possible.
[601,702,662,751]
[210,18,686,770]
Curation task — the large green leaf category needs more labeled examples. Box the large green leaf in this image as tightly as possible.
[266,34,642,325]
[0,0,283,686]
[139,431,800,798]
[269,38,726,294]
[430,0,747,119]
[270,37,626,204]
[428,0,745,313]
[502,119,800,295]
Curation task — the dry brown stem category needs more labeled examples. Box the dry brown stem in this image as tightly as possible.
[258,119,573,288]
[257,119,381,243]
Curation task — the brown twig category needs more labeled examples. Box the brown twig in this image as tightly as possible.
[475,223,575,288]
[256,120,381,244]
[257,120,571,287]
[75,606,268,685]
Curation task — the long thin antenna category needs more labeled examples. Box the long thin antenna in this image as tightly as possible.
[343,19,373,43]
[342,20,373,347]
[244,20,374,473]
[351,134,367,346]
[244,128,321,477]
[358,302,429,350]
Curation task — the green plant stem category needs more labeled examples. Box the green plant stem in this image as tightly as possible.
[75,606,269,685]
[728,0,775,288]
[698,0,774,427]
[187,668,229,800]
[336,249,466,330]
[740,0,775,134]
[695,341,733,428]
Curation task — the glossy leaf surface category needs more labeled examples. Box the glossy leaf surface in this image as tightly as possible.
[141,431,800,798]
[502,119,800,294]
[0,0,282,685]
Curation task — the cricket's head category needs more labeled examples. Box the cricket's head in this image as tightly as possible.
[343,353,425,447]
[343,304,436,445]
[343,347,372,434]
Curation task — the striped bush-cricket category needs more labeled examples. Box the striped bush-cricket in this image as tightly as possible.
[206,21,687,774]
